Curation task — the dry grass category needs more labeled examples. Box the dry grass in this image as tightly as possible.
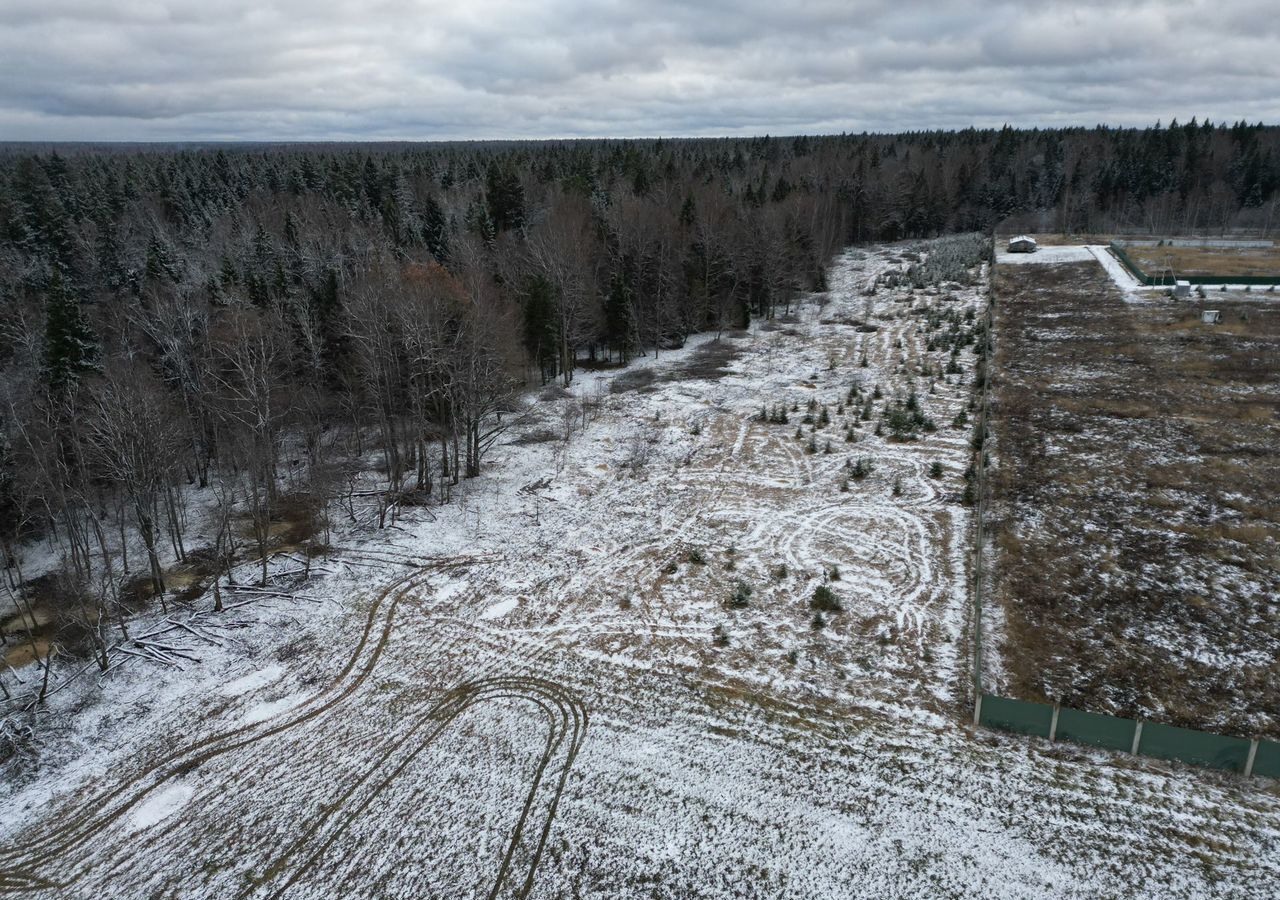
[1124,244,1280,278]
[987,260,1280,739]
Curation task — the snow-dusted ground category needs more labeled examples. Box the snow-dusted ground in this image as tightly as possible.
[996,246,1096,266]
[1,246,1278,898]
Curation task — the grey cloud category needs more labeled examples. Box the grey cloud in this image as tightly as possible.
[0,0,1274,141]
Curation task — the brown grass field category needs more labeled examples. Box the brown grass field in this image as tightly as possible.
[1124,243,1280,278]
[987,260,1280,739]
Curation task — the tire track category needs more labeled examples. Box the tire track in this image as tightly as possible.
[250,676,586,900]
[0,554,484,891]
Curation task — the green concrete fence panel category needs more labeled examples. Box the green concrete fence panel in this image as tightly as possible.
[1055,706,1137,753]
[979,694,1052,738]
[1109,242,1151,283]
[1182,274,1280,285]
[1252,740,1280,779]
[1138,722,1252,772]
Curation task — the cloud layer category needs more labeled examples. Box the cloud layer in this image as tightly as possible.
[1,0,1276,140]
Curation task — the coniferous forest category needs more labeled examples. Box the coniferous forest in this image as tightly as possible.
[1,122,1278,686]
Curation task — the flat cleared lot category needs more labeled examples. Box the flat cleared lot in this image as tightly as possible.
[3,247,1279,898]
[987,259,1280,739]
[1125,243,1280,278]
[995,246,1096,266]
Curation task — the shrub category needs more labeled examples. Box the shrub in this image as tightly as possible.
[729,581,752,608]
[713,624,730,647]
[687,547,706,564]
[811,612,827,630]
[811,584,842,612]
[929,461,944,478]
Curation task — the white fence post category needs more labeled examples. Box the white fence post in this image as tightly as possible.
[1049,705,1060,742]
[1131,720,1144,756]
[1244,739,1260,778]
[973,694,983,726]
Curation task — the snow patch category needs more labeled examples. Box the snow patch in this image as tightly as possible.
[479,597,519,620]
[242,695,303,725]
[220,663,284,697]
[126,782,194,833]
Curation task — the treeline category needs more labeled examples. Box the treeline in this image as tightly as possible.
[0,122,1278,693]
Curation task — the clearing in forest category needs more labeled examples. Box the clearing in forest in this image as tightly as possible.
[2,243,1278,899]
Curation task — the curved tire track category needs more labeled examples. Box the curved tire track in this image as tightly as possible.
[0,555,482,891]
[251,676,586,900]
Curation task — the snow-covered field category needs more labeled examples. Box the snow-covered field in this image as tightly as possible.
[2,246,1278,898]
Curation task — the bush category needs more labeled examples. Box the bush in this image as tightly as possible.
[811,612,827,630]
[687,547,706,564]
[929,461,944,478]
[729,581,752,608]
[713,624,730,647]
[811,584,842,612]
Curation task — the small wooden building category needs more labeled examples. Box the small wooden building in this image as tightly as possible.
[1008,235,1037,253]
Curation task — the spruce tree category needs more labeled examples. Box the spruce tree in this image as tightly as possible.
[43,272,99,389]
[604,266,636,363]
[523,275,560,383]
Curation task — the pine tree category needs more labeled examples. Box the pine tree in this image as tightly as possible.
[43,272,99,389]
[421,193,450,262]
[523,275,560,383]
[604,265,636,363]
[486,162,526,232]
[679,193,697,228]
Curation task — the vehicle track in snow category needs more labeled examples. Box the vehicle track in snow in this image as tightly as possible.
[0,552,593,898]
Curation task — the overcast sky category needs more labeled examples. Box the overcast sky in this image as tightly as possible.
[1,0,1276,141]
